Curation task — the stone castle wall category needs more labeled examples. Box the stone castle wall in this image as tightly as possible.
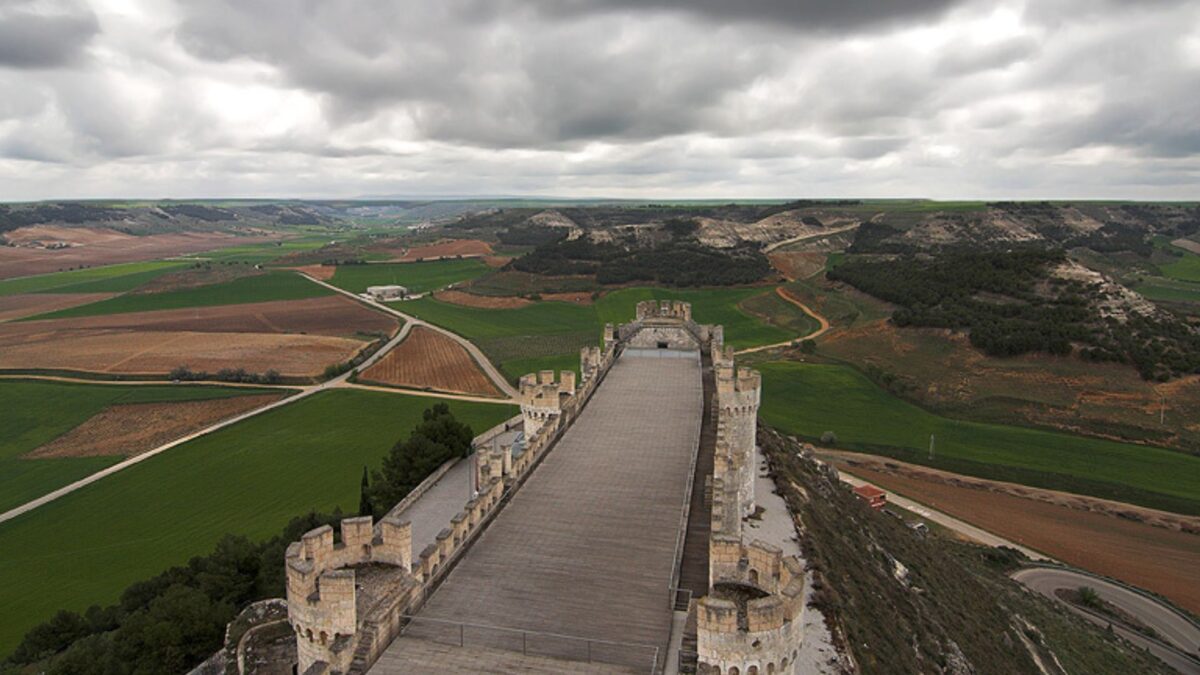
[287,326,620,675]
[698,321,805,675]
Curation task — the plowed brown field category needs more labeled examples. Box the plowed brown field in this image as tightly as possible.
[291,264,337,281]
[361,326,501,396]
[0,293,116,322]
[844,464,1200,613]
[0,229,278,279]
[393,239,493,261]
[434,290,532,309]
[25,394,285,459]
[0,296,396,376]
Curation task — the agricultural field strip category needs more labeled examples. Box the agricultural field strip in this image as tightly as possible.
[835,470,1051,561]
[299,273,519,398]
[0,261,187,296]
[0,309,510,525]
[0,390,517,655]
[759,362,1200,510]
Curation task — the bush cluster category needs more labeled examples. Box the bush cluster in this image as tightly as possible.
[169,366,282,385]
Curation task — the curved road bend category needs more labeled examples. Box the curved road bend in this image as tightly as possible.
[296,273,519,399]
[0,320,514,526]
[735,286,831,356]
[837,470,1200,674]
[1013,568,1200,674]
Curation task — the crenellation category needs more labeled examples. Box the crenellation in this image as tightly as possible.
[285,300,800,674]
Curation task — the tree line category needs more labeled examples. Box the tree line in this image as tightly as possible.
[828,248,1200,380]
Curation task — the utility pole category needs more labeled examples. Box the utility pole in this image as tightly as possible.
[929,434,935,461]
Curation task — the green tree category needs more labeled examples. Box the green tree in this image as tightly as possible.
[358,466,373,517]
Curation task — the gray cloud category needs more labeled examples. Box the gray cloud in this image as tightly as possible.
[517,0,962,32]
[0,0,1198,200]
[0,2,99,69]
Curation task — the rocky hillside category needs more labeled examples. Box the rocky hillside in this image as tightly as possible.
[759,426,1175,675]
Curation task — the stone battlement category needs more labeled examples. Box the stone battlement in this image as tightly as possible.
[636,299,693,322]
[697,318,805,674]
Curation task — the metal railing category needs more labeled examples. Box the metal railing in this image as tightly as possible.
[397,614,660,673]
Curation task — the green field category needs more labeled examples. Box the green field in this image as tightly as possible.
[399,286,816,380]
[186,238,331,264]
[1135,277,1200,303]
[0,381,286,514]
[758,362,1200,515]
[1159,250,1200,282]
[0,389,515,655]
[329,259,491,295]
[0,261,186,296]
[27,271,331,319]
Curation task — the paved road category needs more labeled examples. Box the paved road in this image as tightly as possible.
[762,223,860,253]
[1013,568,1200,674]
[837,471,1053,561]
[298,273,519,399]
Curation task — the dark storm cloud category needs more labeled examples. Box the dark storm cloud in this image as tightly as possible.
[0,2,99,69]
[518,0,962,31]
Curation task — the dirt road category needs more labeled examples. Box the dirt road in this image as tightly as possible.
[735,286,831,355]
[297,273,519,399]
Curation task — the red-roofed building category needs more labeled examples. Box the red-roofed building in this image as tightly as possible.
[853,484,887,510]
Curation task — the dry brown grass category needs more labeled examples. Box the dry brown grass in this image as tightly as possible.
[819,318,1200,451]
[768,251,826,281]
[25,394,284,459]
[360,326,501,396]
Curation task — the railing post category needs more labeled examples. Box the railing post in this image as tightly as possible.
[587,640,592,663]
[460,622,464,647]
[522,631,528,655]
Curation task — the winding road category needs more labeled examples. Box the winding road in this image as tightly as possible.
[1013,567,1200,674]
[836,467,1200,674]
[735,286,831,356]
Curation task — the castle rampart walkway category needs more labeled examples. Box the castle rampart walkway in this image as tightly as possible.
[373,352,704,672]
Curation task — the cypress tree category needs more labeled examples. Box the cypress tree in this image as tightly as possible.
[358,466,372,517]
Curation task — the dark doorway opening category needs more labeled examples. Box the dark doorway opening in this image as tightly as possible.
[657,341,669,349]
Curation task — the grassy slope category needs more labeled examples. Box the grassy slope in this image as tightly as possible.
[27,271,330,319]
[0,389,515,654]
[1159,250,1200,282]
[759,361,1200,514]
[0,381,285,513]
[0,261,186,296]
[400,285,811,380]
[328,259,491,295]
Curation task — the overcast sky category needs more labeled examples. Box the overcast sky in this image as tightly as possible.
[0,0,1198,201]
